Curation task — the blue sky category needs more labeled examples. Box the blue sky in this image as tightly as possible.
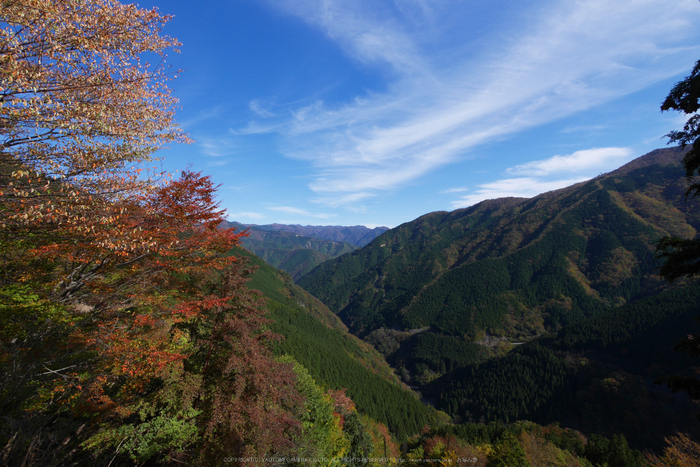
[149,0,700,228]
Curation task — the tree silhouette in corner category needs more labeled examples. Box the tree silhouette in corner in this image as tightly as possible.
[656,59,700,400]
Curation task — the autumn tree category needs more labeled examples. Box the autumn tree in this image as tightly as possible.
[0,2,308,464]
[0,168,253,463]
[646,433,700,467]
[80,237,303,465]
[0,2,188,461]
[0,0,190,338]
[0,1,192,446]
[0,0,187,241]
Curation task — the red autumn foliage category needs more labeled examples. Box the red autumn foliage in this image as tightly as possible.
[1,2,306,463]
[196,266,302,462]
[328,387,356,415]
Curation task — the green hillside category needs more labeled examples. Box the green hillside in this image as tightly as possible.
[424,284,700,450]
[299,147,698,341]
[298,147,700,449]
[232,247,441,439]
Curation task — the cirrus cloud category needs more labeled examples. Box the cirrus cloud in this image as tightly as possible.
[450,177,590,209]
[268,205,334,219]
[250,0,700,209]
[506,147,634,176]
[450,146,636,209]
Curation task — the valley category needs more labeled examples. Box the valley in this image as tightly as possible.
[224,222,387,281]
[246,146,700,452]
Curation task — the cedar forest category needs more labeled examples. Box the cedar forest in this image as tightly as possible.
[1,1,700,466]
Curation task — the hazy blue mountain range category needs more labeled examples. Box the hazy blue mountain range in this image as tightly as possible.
[220,221,357,281]
[252,223,390,247]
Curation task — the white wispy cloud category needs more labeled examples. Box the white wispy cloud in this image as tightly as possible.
[268,205,334,219]
[440,186,469,194]
[451,146,635,208]
[228,212,266,221]
[451,177,590,209]
[249,99,276,118]
[255,0,700,207]
[506,147,633,176]
[267,0,429,75]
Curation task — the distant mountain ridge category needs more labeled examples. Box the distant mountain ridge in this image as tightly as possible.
[221,221,357,281]
[254,223,390,247]
[219,222,390,280]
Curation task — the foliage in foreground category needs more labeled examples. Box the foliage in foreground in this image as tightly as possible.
[0,2,422,464]
[400,420,658,467]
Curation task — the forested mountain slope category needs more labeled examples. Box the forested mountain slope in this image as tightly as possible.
[231,246,442,439]
[298,146,700,450]
[423,283,700,450]
[299,147,697,340]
